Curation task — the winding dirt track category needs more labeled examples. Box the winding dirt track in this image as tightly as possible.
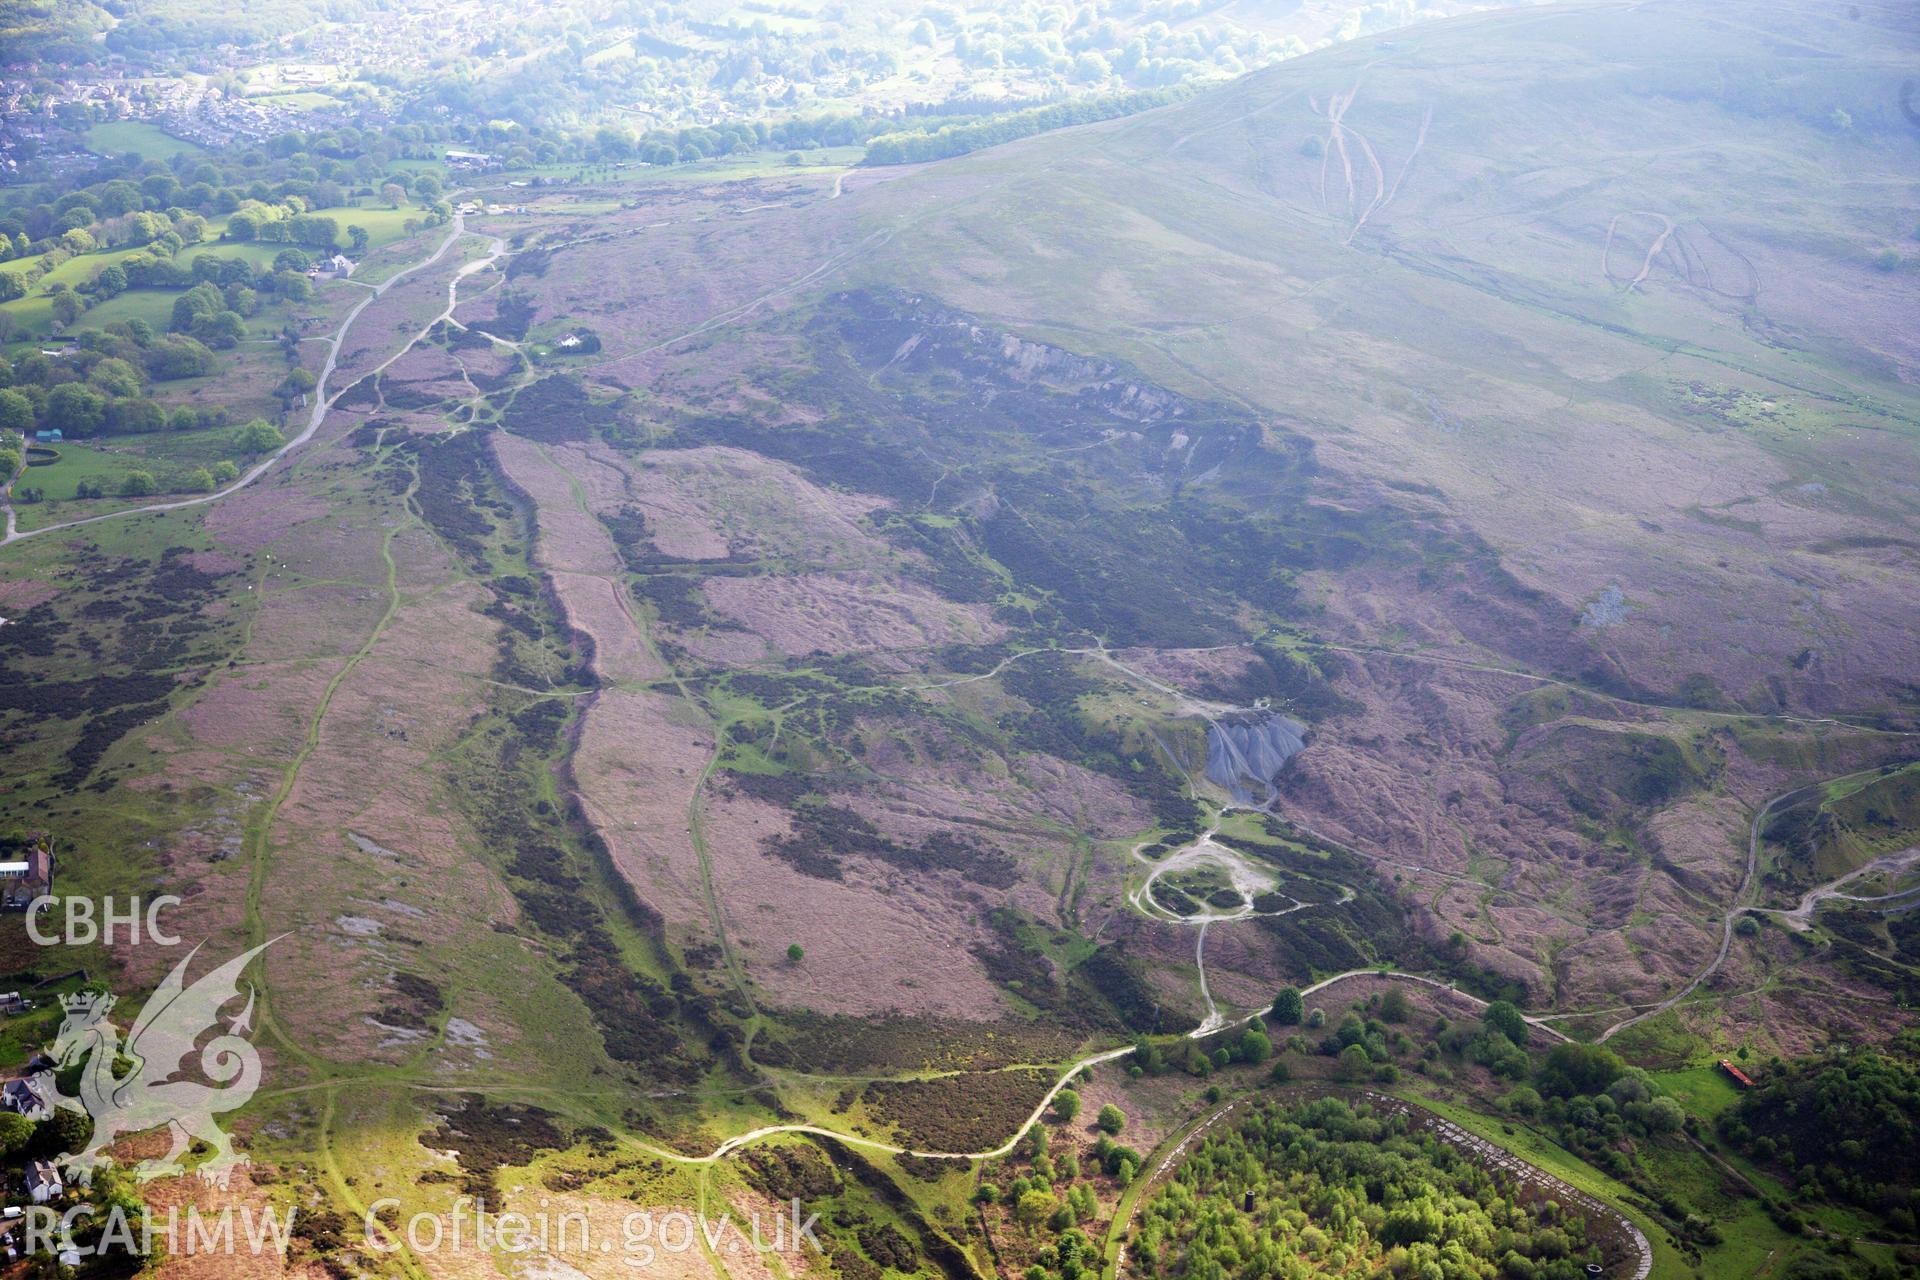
[1759,846,1920,931]
[1595,767,1895,1043]
[642,962,1573,1171]
[1602,210,1676,292]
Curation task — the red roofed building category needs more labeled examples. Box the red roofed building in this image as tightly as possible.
[1718,1059,1755,1089]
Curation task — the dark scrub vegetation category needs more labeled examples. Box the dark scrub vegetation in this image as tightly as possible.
[410,427,736,1085]
[679,291,1570,663]
[1185,640,1362,722]
[863,87,1192,165]
[498,372,612,442]
[1554,731,1711,818]
[757,792,1018,887]
[1816,906,1920,1005]
[968,909,1197,1037]
[753,1010,1087,1076]
[861,1068,1054,1152]
[1718,1030,1920,1233]
[424,1095,570,1199]
[0,543,239,789]
[996,653,1201,833]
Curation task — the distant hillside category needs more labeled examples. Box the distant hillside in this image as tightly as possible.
[855,0,1920,720]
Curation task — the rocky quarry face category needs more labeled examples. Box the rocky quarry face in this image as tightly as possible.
[1205,710,1308,805]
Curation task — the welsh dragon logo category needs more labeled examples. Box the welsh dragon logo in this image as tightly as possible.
[39,941,272,1188]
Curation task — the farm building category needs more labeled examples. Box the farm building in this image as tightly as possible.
[0,840,52,909]
[1717,1059,1755,1089]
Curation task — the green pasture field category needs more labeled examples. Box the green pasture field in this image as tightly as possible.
[1650,1061,1747,1121]
[83,121,207,162]
[10,424,265,529]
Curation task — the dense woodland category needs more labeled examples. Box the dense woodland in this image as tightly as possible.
[0,135,449,264]
[1129,1097,1604,1280]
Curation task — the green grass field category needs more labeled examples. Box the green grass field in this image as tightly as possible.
[485,145,863,192]
[1634,1136,1902,1279]
[176,241,294,272]
[11,424,263,523]
[69,287,183,334]
[1651,1062,1748,1121]
[20,441,169,502]
[2,240,163,291]
[15,441,170,514]
[325,204,424,250]
[83,121,207,162]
